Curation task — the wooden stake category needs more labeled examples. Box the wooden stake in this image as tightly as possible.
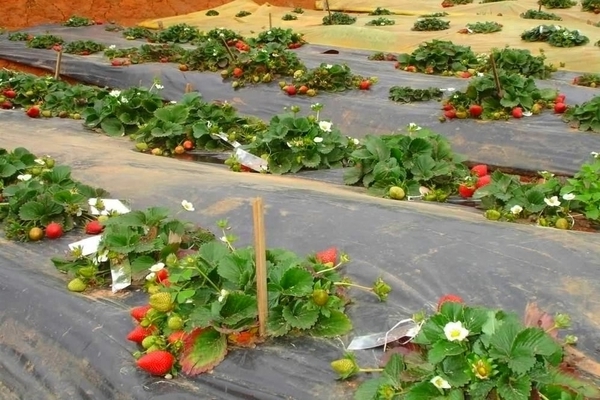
[538,1,542,12]
[489,53,503,99]
[269,13,273,30]
[325,0,332,21]
[221,38,236,61]
[185,83,192,93]
[53,50,63,80]
[252,198,268,338]
[157,21,164,30]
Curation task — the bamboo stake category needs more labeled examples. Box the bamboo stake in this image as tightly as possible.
[221,38,237,61]
[157,21,164,30]
[252,198,268,338]
[53,50,63,80]
[489,53,503,99]
[325,0,332,21]
[185,83,192,93]
[269,13,273,30]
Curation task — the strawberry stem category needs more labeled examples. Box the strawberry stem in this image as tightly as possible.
[359,368,384,373]
[194,255,221,291]
[334,282,373,292]
[316,261,344,275]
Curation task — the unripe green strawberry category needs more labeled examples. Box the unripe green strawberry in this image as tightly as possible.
[142,335,157,349]
[330,358,358,379]
[167,315,184,330]
[67,278,87,292]
[146,345,161,353]
[140,318,152,328]
[78,266,96,278]
[312,289,329,306]
[149,292,174,312]
[485,210,501,221]
[147,285,161,294]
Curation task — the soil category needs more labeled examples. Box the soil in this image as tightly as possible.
[0,0,315,30]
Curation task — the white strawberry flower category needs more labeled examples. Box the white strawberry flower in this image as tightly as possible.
[218,289,229,302]
[145,272,156,281]
[109,89,121,97]
[562,193,575,201]
[109,45,116,50]
[155,84,164,90]
[34,158,45,165]
[313,137,323,143]
[149,262,165,272]
[444,321,469,342]
[318,121,332,132]
[544,196,561,207]
[431,376,451,389]
[181,200,195,211]
[17,174,32,181]
[510,205,523,215]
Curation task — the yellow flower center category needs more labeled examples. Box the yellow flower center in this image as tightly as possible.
[450,329,461,338]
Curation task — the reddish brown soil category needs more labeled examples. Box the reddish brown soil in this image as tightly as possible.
[1,0,315,30]
[0,59,80,84]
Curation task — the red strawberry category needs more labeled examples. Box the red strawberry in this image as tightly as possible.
[160,278,171,287]
[136,350,175,376]
[1,100,13,109]
[130,305,152,322]
[26,106,41,118]
[359,80,371,90]
[444,109,456,119]
[45,222,63,239]
[111,59,123,66]
[458,183,476,198]
[460,71,471,79]
[442,104,454,111]
[555,94,566,103]
[85,220,104,235]
[405,65,417,72]
[471,164,488,177]
[156,268,169,283]
[469,104,483,118]
[316,247,337,265]
[232,67,243,78]
[512,107,523,119]
[3,89,16,98]
[285,85,297,96]
[437,294,464,311]
[476,175,492,189]
[554,102,567,114]
[127,325,157,343]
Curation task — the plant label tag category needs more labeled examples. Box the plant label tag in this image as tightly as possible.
[88,198,131,215]
[235,148,268,172]
[111,258,132,293]
[68,235,102,256]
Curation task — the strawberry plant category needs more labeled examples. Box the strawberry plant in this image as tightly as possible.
[420,12,449,17]
[388,86,443,103]
[560,153,600,222]
[123,27,155,40]
[120,218,390,377]
[235,10,252,17]
[26,34,64,50]
[104,43,187,64]
[368,52,398,61]
[203,27,242,44]
[322,12,357,25]
[562,95,600,132]
[540,0,577,8]
[0,70,68,108]
[205,9,219,16]
[521,25,589,47]
[244,104,354,174]
[0,147,108,241]
[444,72,559,120]
[412,17,450,31]
[485,47,555,79]
[82,83,165,136]
[288,63,376,95]
[520,9,562,20]
[248,28,306,48]
[366,17,396,26]
[132,92,264,155]
[293,7,304,13]
[51,205,216,292]
[331,299,599,399]
[572,73,600,88]
[155,24,201,44]
[369,7,394,15]
[582,0,600,12]
[8,32,32,41]
[396,40,478,75]
[63,40,106,55]
[343,124,467,199]
[181,40,231,72]
[63,15,95,27]
[463,21,503,34]
[282,13,298,21]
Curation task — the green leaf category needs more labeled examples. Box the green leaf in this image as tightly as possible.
[269,157,292,174]
[188,306,213,328]
[217,292,258,326]
[354,377,389,400]
[311,310,353,337]
[267,306,290,337]
[104,210,146,227]
[43,165,72,184]
[404,381,441,400]
[155,104,190,124]
[481,310,502,336]
[488,321,520,360]
[413,314,447,345]
[546,366,600,398]
[463,307,491,334]
[382,353,405,387]
[343,165,363,185]
[364,135,390,161]
[18,200,60,221]
[447,389,465,400]
[180,328,228,375]
[301,152,321,168]
[177,289,196,303]
[441,355,471,387]
[0,162,17,178]
[217,253,254,286]
[100,117,125,136]
[410,154,437,181]
[439,302,464,322]
[469,380,496,400]
[130,255,156,274]
[279,266,313,296]
[199,241,230,265]
[496,374,531,400]
[282,301,320,329]
[428,340,466,364]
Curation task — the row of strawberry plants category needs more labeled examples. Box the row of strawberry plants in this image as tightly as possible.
[0,145,392,379]
[1,70,600,230]
[4,27,375,96]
